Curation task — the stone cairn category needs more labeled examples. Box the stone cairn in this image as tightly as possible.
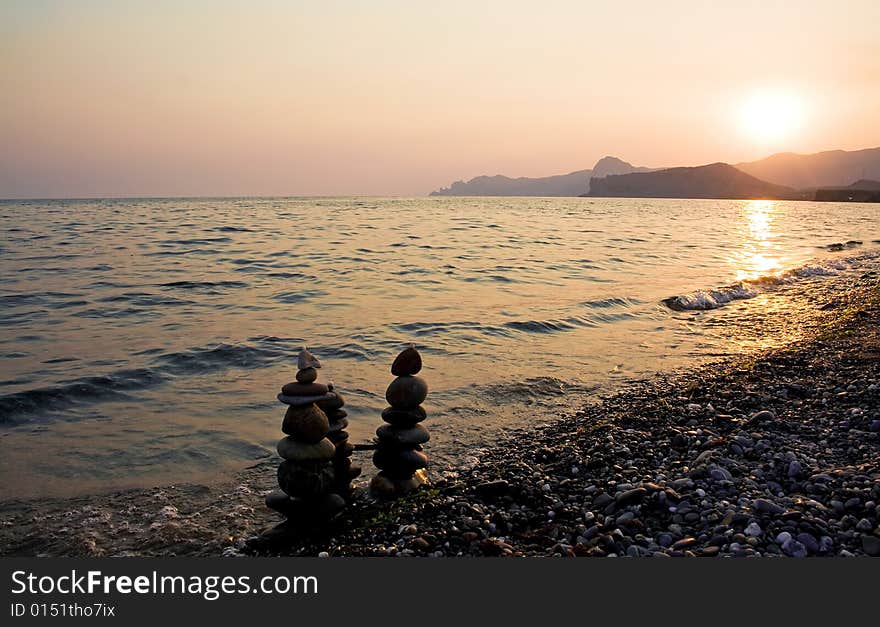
[370,344,430,498]
[316,378,361,496]
[265,348,347,524]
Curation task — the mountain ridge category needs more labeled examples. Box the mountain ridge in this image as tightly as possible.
[429,146,880,199]
[587,163,800,200]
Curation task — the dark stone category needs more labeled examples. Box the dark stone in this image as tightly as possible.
[328,417,349,433]
[616,487,648,506]
[316,392,345,413]
[281,381,329,397]
[265,490,293,515]
[376,423,430,446]
[296,367,318,383]
[281,404,330,443]
[475,480,510,499]
[381,405,427,426]
[277,461,336,497]
[327,430,350,445]
[671,537,697,551]
[369,471,426,498]
[863,535,880,557]
[385,376,428,409]
[372,448,428,477]
[317,493,346,519]
[277,436,335,462]
[335,441,354,457]
[391,345,422,376]
[752,498,785,515]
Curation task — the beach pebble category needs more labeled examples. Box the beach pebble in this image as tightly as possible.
[281,381,329,397]
[297,348,321,370]
[296,367,318,383]
[282,404,330,442]
[385,376,428,409]
[391,345,422,376]
[276,437,335,462]
[376,423,431,446]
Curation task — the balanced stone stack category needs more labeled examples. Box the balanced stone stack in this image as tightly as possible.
[370,345,430,498]
[316,387,361,497]
[265,348,346,523]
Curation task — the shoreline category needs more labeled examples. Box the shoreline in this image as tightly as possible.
[2,271,879,557]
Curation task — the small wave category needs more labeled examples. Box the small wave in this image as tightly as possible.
[663,284,758,311]
[273,289,326,304]
[0,368,165,423]
[823,240,862,251]
[158,280,248,292]
[581,296,642,309]
[160,237,233,245]
[153,343,286,375]
[662,257,856,311]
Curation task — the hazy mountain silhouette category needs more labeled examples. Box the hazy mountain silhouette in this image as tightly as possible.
[429,146,880,199]
[429,157,650,196]
[813,178,880,202]
[736,147,880,189]
[587,163,799,199]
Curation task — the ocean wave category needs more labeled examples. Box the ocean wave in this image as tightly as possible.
[823,240,862,251]
[153,343,286,375]
[662,256,858,311]
[0,368,165,423]
[663,284,758,311]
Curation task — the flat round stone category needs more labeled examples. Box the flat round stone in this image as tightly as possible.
[327,417,349,433]
[296,367,318,383]
[265,490,293,515]
[372,448,428,477]
[385,376,428,409]
[281,381,329,397]
[369,470,427,498]
[381,406,427,426]
[335,441,354,457]
[327,430,350,445]
[277,461,336,497]
[391,345,422,376]
[282,404,330,443]
[326,409,348,421]
[277,436,335,462]
[316,392,345,412]
[277,392,336,406]
[318,493,346,519]
[376,423,430,446]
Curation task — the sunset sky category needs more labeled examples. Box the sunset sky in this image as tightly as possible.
[2,0,879,198]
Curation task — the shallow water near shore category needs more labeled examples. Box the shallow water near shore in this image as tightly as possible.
[0,196,878,499]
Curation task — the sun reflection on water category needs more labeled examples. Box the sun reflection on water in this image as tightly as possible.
[733,200,786,281]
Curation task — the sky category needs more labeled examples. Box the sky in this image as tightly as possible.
[2,0,879,198]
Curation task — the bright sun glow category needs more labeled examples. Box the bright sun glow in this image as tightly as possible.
[739,90,804,143]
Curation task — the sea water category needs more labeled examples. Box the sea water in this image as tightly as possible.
[0,196,877,497]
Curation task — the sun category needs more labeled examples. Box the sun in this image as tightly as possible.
[739,89,804,143]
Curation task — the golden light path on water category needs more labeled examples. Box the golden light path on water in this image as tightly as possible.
[732,200,786,282]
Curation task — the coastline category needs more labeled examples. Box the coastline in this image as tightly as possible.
[2,269,879,557]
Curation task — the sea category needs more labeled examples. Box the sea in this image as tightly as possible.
[0,196,877,498]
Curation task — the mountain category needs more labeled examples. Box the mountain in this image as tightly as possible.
[587,162,800,200]
[591,156,656,179]
[429,169,591,197]
[736,147,880,189]
[813,179,880,202]
[429,156,649,196]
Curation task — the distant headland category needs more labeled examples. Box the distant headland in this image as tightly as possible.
[430,147,880,201]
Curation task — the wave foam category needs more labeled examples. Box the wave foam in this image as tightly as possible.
[663,256,859,311]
